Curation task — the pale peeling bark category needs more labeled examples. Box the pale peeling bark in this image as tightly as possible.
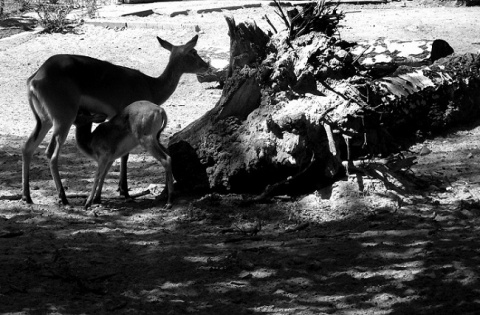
[350,38,454,77]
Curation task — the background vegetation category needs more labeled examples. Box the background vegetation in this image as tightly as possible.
[0,0,111,31]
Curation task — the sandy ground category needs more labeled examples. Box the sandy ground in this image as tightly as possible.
[1,2,480,314]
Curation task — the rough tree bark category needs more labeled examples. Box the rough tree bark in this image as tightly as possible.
[168,17,271,192]
[168,16,480,195]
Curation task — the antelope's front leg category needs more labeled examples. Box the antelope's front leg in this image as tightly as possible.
[48,131,71,205]
[118,154,131,199]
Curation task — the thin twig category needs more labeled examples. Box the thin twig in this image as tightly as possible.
[272,0,290,30]
[264,14,277,34]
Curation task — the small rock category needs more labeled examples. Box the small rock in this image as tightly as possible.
[404,288,417,295]
[194,25,203,34]
[419,145,431,156]
[297,194,319,208]
[239,273,252,280]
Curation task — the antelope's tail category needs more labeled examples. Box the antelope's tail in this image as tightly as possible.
[156,108,168,140]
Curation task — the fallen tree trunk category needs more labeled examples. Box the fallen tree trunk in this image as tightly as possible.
[169,16,480,194]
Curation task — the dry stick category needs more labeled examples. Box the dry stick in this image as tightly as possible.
[343,134,352,175]
[345,85,370,107]
[264,14,278,34]
[284,222,309,233]
[272,0,291,30]
[318,80,350,102]
[341,156,416,173]
[323,122,338,157]
[0,194,22,201]
[352,44,371,65]
[319,80,371,111]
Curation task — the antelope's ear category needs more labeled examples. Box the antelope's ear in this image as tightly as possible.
[184,35,199,51]
[157,36,173,51]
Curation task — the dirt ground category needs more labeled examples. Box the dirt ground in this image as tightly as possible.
[1,2,480,314]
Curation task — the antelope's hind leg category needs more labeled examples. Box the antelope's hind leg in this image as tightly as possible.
[22,91,53,204]
[142,137,174,209]
[22,116,53,204]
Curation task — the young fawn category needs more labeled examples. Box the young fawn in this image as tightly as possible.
[74,101,173,209]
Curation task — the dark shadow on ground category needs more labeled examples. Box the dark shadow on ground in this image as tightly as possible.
[1,195,480,314]
[1,133,480,314]
[412,120,480,189]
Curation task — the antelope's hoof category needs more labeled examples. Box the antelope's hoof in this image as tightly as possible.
[57,198,70,207]
[118,188,131,199]
[84,198,94,209]
[22,195,33,204]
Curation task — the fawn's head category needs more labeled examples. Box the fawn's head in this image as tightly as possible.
[157,35,209,74]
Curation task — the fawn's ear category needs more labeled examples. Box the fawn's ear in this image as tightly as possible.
[184,35,199,51]
[157,36,173,51]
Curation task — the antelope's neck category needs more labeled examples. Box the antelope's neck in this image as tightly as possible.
[153,63,183,105]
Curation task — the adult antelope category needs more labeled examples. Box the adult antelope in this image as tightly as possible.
[74,101,173,209]
[22,35,209,205]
